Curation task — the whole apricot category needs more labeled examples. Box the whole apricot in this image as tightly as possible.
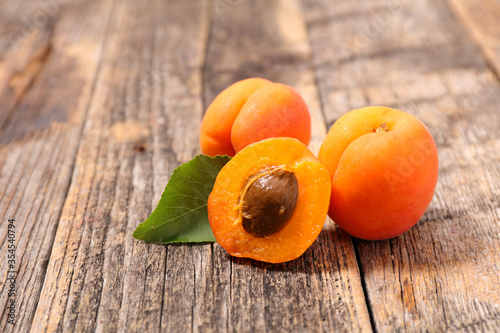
[200,78,311,157]
[208,137,331,263]
[318,106,439,240]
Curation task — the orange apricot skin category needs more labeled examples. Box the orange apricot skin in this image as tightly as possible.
[318,106,439,240]
[199,79,311,157]
[200,78,271,157]
[208,137,331,263]
[231,83,311,153]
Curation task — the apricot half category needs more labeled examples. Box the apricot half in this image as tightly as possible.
[318,106,439,240]
[200,78,311,157]
[208,137,331,263]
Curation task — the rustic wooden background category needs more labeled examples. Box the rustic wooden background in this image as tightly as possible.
[1,0,500,332]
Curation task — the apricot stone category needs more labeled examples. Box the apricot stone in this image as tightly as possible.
[200,78,311,157]
[208,137,330,263]
[240,168,299,237]
[318,106,439,240]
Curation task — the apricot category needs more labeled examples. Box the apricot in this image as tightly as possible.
[200,78,311,157]
[208,137,331,263]
[318,106,439,240]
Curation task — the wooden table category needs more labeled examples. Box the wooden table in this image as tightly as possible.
[1,0,500,332]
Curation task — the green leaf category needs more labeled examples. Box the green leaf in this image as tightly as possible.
[133,154,231,244]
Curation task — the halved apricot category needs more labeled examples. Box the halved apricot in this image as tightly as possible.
[208,137,331,263]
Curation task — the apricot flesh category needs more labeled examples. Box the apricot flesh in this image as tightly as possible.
[318,106,439,240]
[208,137,331,263]
[200,78,311,157]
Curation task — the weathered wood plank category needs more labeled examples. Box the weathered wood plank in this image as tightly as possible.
[303,0,500,331]
[446,0,500,79]
[201,1,372,332]
[31,0,211,332]
[0,0,58,132]
[0,1,114,332]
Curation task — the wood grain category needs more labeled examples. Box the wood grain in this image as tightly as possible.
[0,0,114,331]
[303,0,500,331]
[446,0,500,79]
[31,0,210,332]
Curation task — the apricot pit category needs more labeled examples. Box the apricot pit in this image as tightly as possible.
[240,168,298,237]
